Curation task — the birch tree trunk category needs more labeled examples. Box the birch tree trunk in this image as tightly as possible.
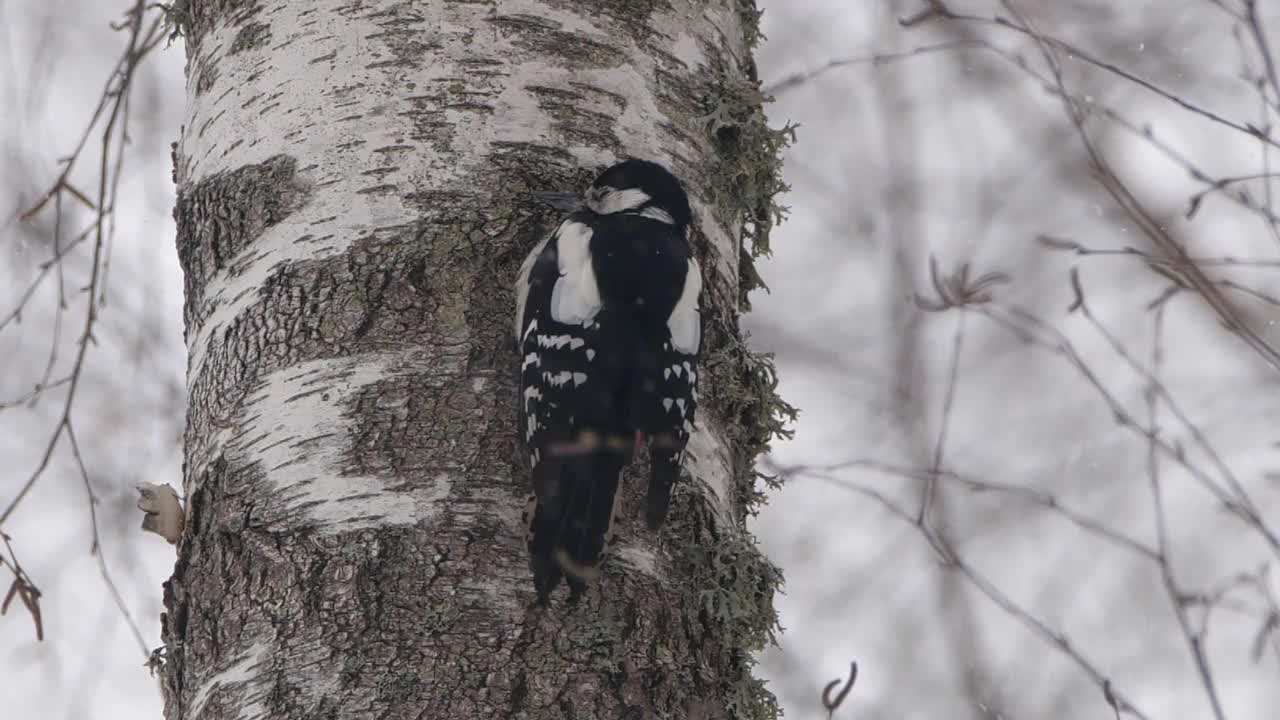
[162,1,790,718]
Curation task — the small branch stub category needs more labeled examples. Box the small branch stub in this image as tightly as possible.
[136,483,185,544]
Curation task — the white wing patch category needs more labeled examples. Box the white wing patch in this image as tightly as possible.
[536,333,578,350]
[523,386,543,442]
[549,220,602,326]
[667,257,702,354]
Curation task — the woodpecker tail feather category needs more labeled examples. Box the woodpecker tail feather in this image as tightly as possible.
[524,461,567,603]
[524,446,626,603]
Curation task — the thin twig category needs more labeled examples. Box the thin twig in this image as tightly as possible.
[919,312,966,525]
[0,0,164,659]
[793,469,1155,720]
[1245,0,1280,119]
[1144,304,1228,720]
[764,41,986,96]
[1000,1,1280,374]
[919,4,1280,149]
[768,457,1161,564]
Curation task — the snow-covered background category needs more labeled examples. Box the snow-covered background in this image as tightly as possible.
[3,1,1279,718]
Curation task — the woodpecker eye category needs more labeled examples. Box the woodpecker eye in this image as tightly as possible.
[585,186,611,213]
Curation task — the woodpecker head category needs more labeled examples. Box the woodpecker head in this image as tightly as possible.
[533,159,692,227]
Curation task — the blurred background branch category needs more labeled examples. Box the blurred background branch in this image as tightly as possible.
[2,2,169,661]
[2,0,183,714]
[753,1,1280,717]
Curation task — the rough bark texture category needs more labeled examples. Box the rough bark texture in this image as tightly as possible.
[162,1,787,718]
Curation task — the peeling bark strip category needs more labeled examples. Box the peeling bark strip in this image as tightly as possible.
[163,1,785,719]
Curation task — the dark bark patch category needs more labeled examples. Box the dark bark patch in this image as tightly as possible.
[365,7,442,70]
[229,21,271,54]
[194,61,219,96]
[541,0,675,44]
[184,229,439,432]
[174,154,309,329]
[404,84,496,154]
[345,365,486,480]
[487,14,626,68]
[527,85,624,154]
[185,0,265,50]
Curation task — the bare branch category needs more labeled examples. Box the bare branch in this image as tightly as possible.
[0,0,167,658]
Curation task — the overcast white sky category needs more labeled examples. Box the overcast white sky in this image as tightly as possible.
[3,1,1280,718]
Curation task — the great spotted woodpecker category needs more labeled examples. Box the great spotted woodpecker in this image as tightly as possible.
[515,159,702,602]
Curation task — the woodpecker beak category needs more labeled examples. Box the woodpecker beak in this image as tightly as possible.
[530,190,585,212]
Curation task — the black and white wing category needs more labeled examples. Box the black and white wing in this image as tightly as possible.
[640,256,702,529]
[514,218,626,601]
[514,218,605,468]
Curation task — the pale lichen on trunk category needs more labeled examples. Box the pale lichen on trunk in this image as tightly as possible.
[164,1,789,718]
